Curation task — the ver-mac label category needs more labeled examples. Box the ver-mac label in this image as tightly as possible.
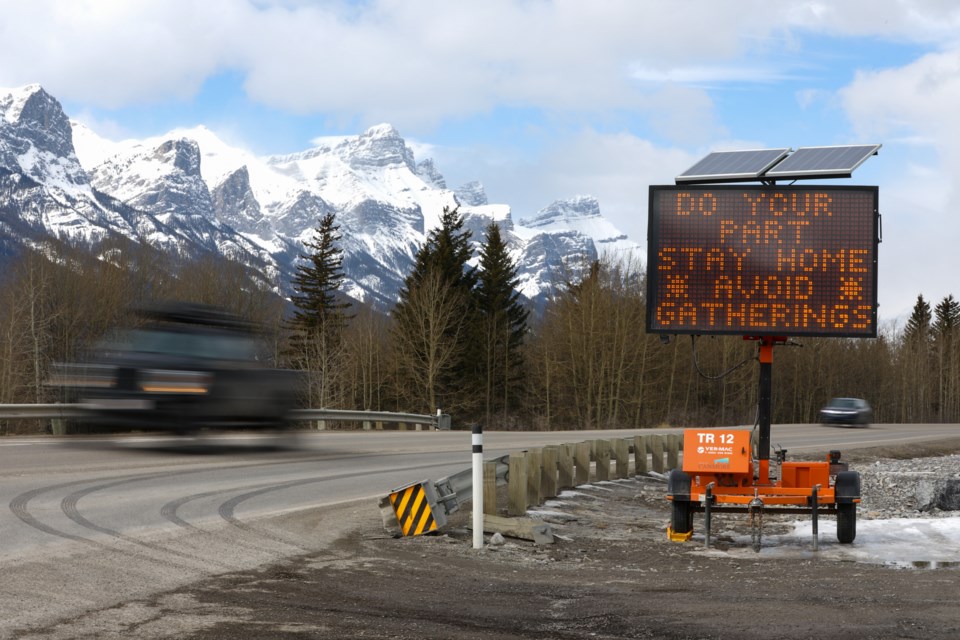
[682,430,752,474]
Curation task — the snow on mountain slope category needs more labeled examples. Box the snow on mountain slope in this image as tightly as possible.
[4,84,640,308]
[0,85,148,243]
[2,84,87,197]
[519,195,637,258]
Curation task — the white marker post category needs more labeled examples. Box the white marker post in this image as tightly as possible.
[472,423,483,549]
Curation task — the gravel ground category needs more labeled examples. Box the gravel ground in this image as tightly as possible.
[11,439,960,640]
[859,454,960,518]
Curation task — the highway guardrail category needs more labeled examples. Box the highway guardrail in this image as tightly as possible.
[0,404,451,432]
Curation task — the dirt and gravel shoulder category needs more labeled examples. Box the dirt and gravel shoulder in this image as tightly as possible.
[17,439,960,640]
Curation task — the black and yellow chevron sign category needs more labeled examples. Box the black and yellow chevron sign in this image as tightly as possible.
[389,483,439,536]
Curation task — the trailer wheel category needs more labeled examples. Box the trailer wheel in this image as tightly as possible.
[837,503,857,543]
[671,499,693,534]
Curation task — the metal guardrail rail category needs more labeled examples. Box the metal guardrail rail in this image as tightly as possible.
[0,404,88,419]
[0,404,451,430]
[290,408,450,429]
[433,454,510,514]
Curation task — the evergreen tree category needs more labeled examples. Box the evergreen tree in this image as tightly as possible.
[392,206,478,413]
[932,294,960,337]
[287,212,351,407]
[932,294,960,421]
[476,222,530,426]
[402,206,478,294]
[901,294,934,421]
[904,294,932,345]
[289,212,350,332]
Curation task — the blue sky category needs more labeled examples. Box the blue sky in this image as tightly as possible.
[3,0,960,323]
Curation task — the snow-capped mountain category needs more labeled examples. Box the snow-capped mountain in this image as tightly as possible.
[2,84,640,308]
[0,84,277,279]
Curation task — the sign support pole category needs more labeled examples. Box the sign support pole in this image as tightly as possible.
[752,336,784,484]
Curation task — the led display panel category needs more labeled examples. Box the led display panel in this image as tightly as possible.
[647,185,879,337]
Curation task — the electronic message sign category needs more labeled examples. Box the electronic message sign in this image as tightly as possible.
[646,185,879,337]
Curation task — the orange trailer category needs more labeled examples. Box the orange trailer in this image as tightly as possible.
[666,338,861,550]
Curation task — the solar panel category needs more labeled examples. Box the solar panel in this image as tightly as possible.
[764,144,881,180]
[676,148,791,184]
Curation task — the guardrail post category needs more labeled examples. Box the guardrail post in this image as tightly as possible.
[525,449,542,505]
[634,435,648,474]
[650,435,665,473]
[667,434,681,470]
[541,446,559,500]
[483,461,498,516]
[508,452,528,516]
[594,439,611,481]
[557,444,574,489]
[363,420,372,431]
[613,439,629,479]
[472,424,483,549]
[574,442,591,485]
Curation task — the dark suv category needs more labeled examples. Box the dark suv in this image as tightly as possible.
[819,397,873,427]
[51,303,301,434]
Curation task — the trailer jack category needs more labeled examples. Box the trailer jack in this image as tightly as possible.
[749,496,764,552]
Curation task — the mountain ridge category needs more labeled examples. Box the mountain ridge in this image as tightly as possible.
[1,84,640,308]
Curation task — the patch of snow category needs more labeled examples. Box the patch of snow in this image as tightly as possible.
[0,83,42,123]
[70,119,127,168]
[704,516,960,568]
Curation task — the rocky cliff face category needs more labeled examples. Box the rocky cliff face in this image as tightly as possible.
[0,84,640,308]
[0,85,136,243]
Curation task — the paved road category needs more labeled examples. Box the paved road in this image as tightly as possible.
[0,423,957,634]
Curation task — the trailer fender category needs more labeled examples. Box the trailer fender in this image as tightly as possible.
[835,470,861,504]
[667,469,692,501]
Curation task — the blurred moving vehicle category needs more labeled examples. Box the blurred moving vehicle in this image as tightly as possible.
[819,397,873,427]
[50,302,302,435]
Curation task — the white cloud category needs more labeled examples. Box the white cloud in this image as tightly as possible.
[630,64,795,85]
[2,0,959,140]
[782,0,960,44]
[839,47,960,318]
[5,0,956,133]
[433,128,696,251]
[841,49,960,148]
[0,0,247,107]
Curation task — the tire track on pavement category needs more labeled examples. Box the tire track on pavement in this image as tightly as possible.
[7,454,353,565]
[215,460,460,550]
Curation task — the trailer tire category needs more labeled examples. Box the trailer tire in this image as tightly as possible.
[671,499,693,534]
[837,503,856,543]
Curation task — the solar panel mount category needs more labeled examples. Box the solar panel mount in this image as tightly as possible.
[675,143,881,184]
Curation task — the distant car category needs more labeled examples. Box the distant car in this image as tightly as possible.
[50,302,302,435]
[819,397,873,427]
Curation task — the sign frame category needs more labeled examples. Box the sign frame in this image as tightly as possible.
[646,184,879,338]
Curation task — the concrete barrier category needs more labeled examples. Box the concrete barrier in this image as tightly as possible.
[500,433,683,514]
[384,432,685,539]
[508,452,528,516]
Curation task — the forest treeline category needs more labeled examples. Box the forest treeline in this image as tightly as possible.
[1,210,958,434]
